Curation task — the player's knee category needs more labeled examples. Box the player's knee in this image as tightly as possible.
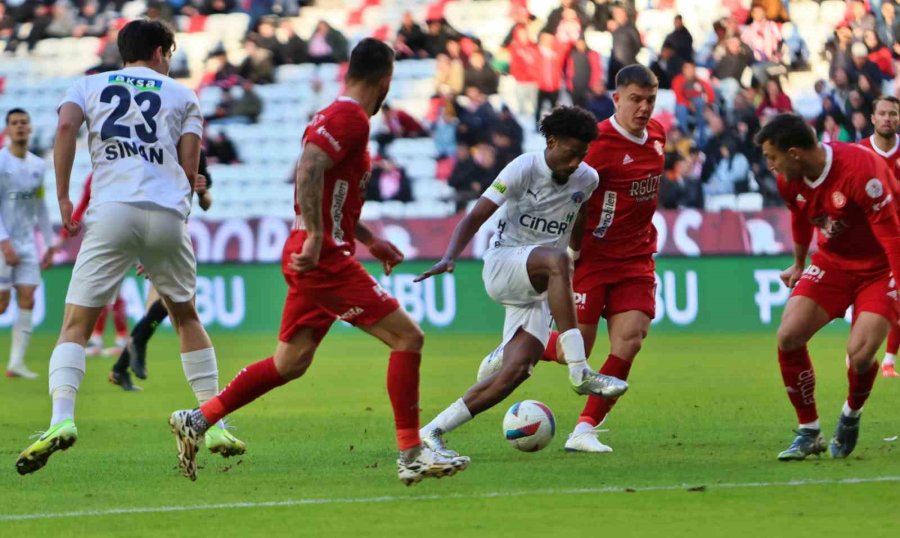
[278,350,314,380]
[17,295,35,310]
[776,326,808,351]
[548,251,571,278]
[614,332,643,360]
[847,340,879,372]
[394,324,425,352]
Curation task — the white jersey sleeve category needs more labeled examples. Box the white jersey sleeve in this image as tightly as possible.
[0,153,10,243]
[60,78,88,113]
[482,154,531,207]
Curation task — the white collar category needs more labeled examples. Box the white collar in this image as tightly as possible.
[610,115,648,145]
[869,134,900,158]
[804,144,833,189]
[337,95,360,104]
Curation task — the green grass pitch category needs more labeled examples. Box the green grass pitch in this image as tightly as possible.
[1,330,898,537]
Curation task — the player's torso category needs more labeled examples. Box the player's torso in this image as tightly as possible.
[79,67,192,214]
[0,149,43,247]
[494,157,594,250]
[581,118,666,260]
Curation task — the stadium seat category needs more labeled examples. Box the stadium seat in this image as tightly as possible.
[736,193,764,212]
[654,89,677,116]
[705,194,738,212]
[818,0,847,27]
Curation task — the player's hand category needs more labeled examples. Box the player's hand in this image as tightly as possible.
[59,198,81,237]
[195,174,208,194]
[780,264,804,289]
[1,240,19,267]
[369,239,404,275]
[290,234,322,273]
[414,258,454,282]
[40,246,56,270]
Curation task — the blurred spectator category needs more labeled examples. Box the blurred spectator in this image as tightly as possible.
[206,129,240,164]
[46,1,79,38]
[819,112,851,142]
[431,101,459,159]
[493,104,524,159]
[433,53,464,95]
[463,50,499,95]
[741,5,782,67]
[712,35,753,86]
[831,67,853,115]
[397,11,427,58]
[279,19,306,64]
[543,0,588,37]
[697,18,728,67]
[858,72,882,101]
[704,136,749,196]
[375,103,427,157]
[86,23,122,74]
[201,0,237,15]
[502,5,539,48]
[756,77,792,118]
[663,14,694,62]
[565,38,602,107]
[506,24,540,116]
[231,79,263,123]
[202,46,239,87]
[672,60,715,143]
[553,7,585,51]
[585,80,615,122]
[536,32,563,125]
[849,109,873,141]
[847,41,885,86]
[864,29,894,79]
[880,1,900,55]
[457,87,497,146]
[307,20,348,64]
[238,35,275,84]
[449,143,499,210]
[754,0,789,23]
[366,157,413,203]
[0,4,14,51]
[607,5,641,82]
[256,17,283,65]
[76,1,112,38]
[848,0,877,41]
[423,17,462,57]
[650,42,682,90]
[660,151,686,209]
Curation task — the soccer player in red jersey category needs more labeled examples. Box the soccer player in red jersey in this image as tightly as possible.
[858,95,900,378]
[168,39,470,484]
[757,113,900,460]
[485,65,664,453]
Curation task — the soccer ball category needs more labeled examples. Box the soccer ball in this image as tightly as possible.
[503,400,556,452]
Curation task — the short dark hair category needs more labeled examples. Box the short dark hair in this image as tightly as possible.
[6,108,28,124]
[753,113,817,151]
[615,64,658,89]
[347,38,395,84]
[539,106,598,143]
[117,19,176,64]
[873,95,900,112]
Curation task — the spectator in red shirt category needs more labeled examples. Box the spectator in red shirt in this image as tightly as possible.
[672,60,715,143]
[864,29,894,79]
[756,77,793,118]
[506,24,539,116]
[535,31,563,126]
[565,38,602,108]
[374,103,427,157]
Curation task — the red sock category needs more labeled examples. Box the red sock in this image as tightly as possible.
[93,306,108,336]
[387,351,421,450]
[541,331,560,362]
[200,357,287,424]
[888,328,900,355]
[778,346,818,424]
[576,354,633,427]
[847,360,879,411]
[112,297,128,337]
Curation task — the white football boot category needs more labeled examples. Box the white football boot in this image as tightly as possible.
[564,424,613,453]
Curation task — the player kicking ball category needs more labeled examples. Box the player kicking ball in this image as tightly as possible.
[16,20,244,475]
[169,39,469,485]
[416,106,628,458]
[757,113,900,460]
[0,108,57,379]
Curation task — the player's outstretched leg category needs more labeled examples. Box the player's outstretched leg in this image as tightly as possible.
[883,326,900,377]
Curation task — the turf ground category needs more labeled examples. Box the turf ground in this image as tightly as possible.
[1,330,899,537]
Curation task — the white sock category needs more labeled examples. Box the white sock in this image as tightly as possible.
[799,420,821,431]
[8,308,33,370]
[181,348,219,404]
[559,329,589,381]
[48,343,86,426]
[842,401,863,418]
[573,421,596,435]
[885,353,896,366]
[423,398,472,434]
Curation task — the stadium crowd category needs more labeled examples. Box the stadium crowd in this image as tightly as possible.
[4,0,900,211]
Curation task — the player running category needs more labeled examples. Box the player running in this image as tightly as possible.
[477,65,664,453]
[757,113,900,460]
[15,20,244,475]
[858,95,900,378]
[416,106,628,458]
[1,108,57,380]
[168,38,470,485]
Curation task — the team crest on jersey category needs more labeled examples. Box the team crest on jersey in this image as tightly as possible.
[654,140,664,155]
[831,191,846,209]
[107,74,162,91]
[866,178,884,199]
[570,191,585,204]
[795,194,806,206]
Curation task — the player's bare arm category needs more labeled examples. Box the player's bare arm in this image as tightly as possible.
[54,102,85,238]
[356,222,404,275]
[782,214,811,288]
[415,197,499,282]
[290,142,333,273]
[567,203,588,262]
[195,174,213,211]
[176,133,201,191]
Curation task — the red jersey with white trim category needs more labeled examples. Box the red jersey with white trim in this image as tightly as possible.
[296,97,371,263]
[578,117,666,263]
[777,142,900,275]
[858,134,900,190]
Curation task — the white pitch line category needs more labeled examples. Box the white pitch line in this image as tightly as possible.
[2,476,899,523]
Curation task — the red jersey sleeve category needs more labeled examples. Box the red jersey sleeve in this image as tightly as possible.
[304,109,368,166]
[777,176,813,247]
[850,158,900,283]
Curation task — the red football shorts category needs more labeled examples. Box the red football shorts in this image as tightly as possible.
[791,262,896,323]
[573,257,656,325]
[279,235,400,344]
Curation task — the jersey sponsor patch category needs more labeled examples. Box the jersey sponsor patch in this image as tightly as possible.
[331,179,348,244]
[592,191,617,238]
[316,126,342,152]
[491,181,507,194]
[832,191,846,209]
[654,140,664,155]
[107,73,162,91]
[866,178,885,199]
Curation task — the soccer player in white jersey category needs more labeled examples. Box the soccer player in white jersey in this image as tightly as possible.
[0,108,57,380]
[414,107,628,458]
[15,20,244,475]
